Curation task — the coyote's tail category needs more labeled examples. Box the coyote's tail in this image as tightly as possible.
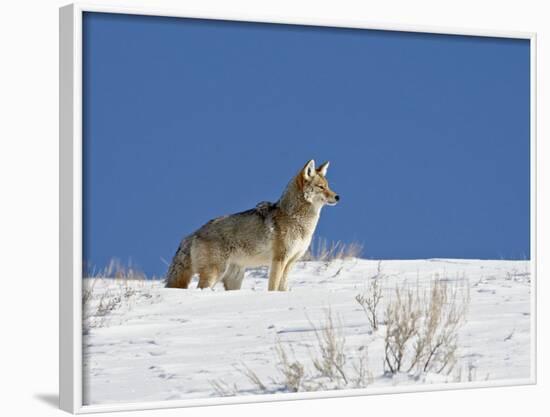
[165,236,193,288]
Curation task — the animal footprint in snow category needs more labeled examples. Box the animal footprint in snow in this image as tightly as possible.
[149,365,176,380]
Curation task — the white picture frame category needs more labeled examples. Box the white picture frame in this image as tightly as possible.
[59,2,537,413]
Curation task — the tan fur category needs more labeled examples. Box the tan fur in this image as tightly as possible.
[165,160,339,291]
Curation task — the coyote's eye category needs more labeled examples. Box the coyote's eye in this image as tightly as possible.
[316,185,324,190]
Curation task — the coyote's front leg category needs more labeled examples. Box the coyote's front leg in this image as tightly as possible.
[278,254,300,291]
[268,258,285,291]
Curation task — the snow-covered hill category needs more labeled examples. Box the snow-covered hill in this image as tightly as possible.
[82,259,532,405]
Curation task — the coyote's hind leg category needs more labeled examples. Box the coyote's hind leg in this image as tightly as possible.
[197,264,225,289]
[167,267,193,289]
[222,264,245,291]
[165,262,193,289]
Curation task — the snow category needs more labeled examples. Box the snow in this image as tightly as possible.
[82,258,532,405]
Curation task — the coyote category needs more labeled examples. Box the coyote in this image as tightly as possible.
[165,160,339,291]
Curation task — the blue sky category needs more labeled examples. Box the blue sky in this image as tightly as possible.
[83,12,531,277]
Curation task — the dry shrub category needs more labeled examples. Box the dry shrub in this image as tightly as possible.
[83,283,132,333]
[275,341,306,392]
[452,361,486,383]
[82,277,98,305]
[383,277,470,376]
[302,237,363,261]
[383,285,422,374]
[209,379,238,397]
[279,310,372,391]
[239,363,267,391]
[94,291,121,317]
[413,279,470,374]
[211,309,371,396]
[82,259,153,333]
[355,261,384,331]
[309,310,349,387]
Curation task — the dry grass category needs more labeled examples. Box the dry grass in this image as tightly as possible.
[86,258,148,280]
[302,237,363,262]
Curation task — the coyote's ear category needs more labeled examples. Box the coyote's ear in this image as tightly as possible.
[302,159,316,180]
[317,161,330,176]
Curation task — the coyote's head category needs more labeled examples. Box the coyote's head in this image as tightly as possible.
[297,160,340,207]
